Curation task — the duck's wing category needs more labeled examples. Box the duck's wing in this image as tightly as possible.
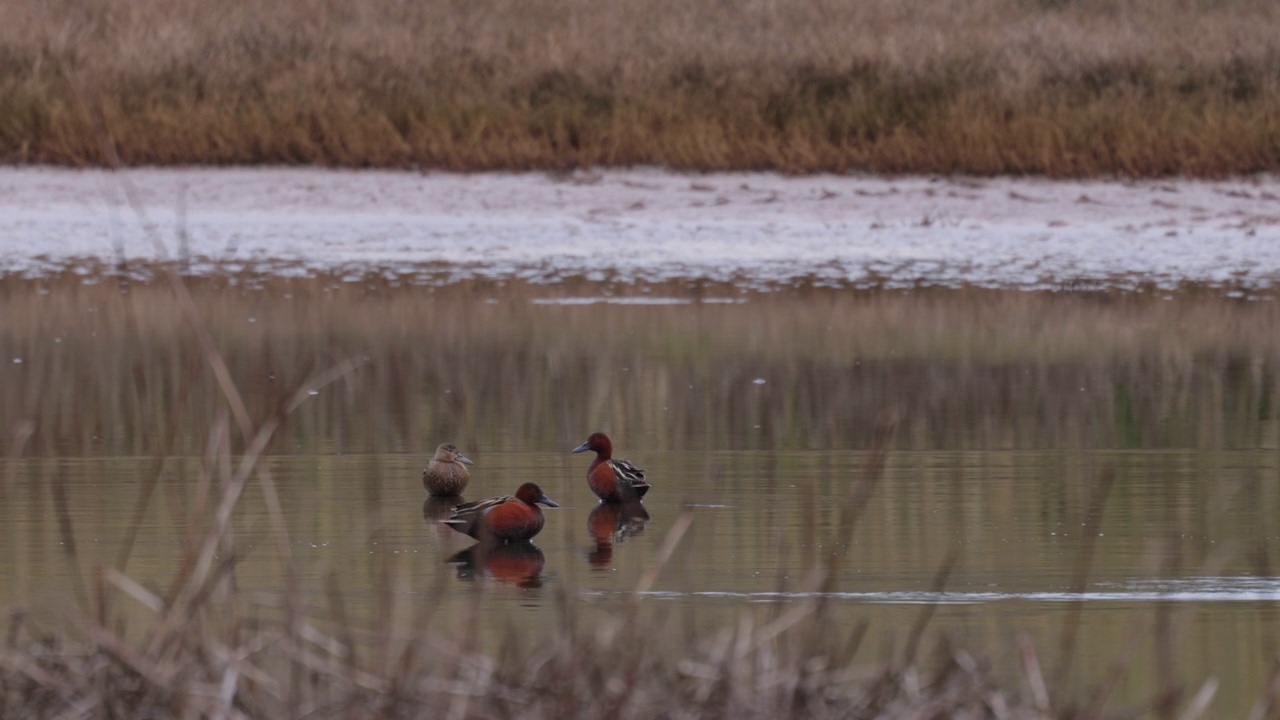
[608,458,650,497]
[443,494,512,535]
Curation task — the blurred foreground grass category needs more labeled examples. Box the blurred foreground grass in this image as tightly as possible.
[2,0,1279,175]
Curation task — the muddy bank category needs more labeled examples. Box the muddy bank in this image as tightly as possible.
[3,167,1279,290]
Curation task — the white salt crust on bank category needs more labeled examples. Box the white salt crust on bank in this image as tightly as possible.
[2,167,1279,290]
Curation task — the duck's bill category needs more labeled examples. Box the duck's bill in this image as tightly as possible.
[539,496,561,508]
[457,454,475,465]
[571,441,590,454]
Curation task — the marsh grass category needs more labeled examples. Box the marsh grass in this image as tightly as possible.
[3,0,1280,174]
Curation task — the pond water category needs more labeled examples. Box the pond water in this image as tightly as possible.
[3,277,1280,713]
[6,447,1280,708]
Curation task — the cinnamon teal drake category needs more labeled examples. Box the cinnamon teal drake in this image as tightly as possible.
[443,482,560,543]
[572,432,650,502]
[422,443,474,497]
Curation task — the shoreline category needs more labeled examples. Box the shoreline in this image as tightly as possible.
[4,166,1280,291]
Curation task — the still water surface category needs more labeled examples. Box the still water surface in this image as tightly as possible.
[5,448,1280,705]
[2,281,1280,711]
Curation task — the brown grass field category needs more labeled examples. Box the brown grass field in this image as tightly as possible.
[2,0,1280,175]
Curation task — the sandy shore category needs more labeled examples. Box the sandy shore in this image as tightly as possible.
[3,167,1279,290]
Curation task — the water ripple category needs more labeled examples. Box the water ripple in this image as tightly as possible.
[600,577,1280,605]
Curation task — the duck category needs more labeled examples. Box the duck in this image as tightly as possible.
[422,443,473,496]
[572,432,650,502]
[443,482,560,543]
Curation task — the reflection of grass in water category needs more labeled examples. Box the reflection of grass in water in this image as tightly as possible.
[3,272,1280,459]
[1,270,1273,715]
[3,0,1280,174]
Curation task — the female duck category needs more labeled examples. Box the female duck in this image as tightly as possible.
[422,443,474,497]
[572,432,650,503]
[443,482,560,543]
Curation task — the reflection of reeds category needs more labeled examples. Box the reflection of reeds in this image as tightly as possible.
[3,0,1280,174]
[4,274,1280,459]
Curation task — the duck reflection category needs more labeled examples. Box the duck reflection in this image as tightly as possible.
[422,496,461,522]
[448,542,545,588]
[586,501,650,569]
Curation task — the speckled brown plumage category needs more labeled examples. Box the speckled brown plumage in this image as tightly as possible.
[422,443,473,496]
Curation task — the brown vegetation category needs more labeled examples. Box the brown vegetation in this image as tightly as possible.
[2,0,1280,175]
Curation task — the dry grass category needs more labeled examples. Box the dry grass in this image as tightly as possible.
[2,0,1280,174]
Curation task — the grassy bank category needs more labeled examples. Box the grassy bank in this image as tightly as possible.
[2,0,1280,175]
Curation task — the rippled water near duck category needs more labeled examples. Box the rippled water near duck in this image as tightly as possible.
[3,276,1280,711]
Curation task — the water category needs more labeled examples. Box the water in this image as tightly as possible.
[6,449,1280,706]
[3,278,1280,712]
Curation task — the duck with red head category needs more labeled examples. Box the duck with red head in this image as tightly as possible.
[572,432,651,503]
[443,482,559,543]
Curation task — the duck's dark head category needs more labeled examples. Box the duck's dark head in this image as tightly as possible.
[571,432,613,458]
[515,482,559,508]
[434,443,474,465]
